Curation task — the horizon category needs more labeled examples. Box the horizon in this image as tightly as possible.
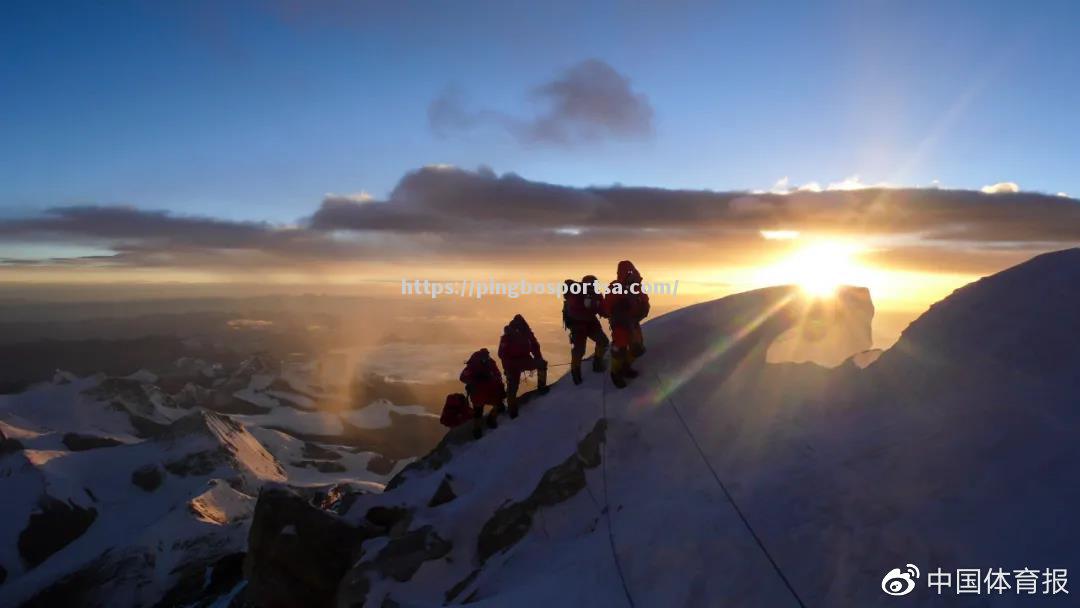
[4,2,1080,346]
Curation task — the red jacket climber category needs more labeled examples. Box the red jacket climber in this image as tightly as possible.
[603,260,650,388]
[459,348,506,438]
[498,314,548,417]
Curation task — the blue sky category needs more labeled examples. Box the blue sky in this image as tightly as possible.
[3,0,1080,224]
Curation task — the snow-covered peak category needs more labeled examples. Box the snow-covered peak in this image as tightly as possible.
[877,247,1080,389]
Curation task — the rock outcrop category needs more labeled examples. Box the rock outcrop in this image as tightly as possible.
[767,285,875,367]
[477,419,604,562]
[0,428,24,454]
[17,496,98,568]
[62,432,124,451]
[131,464,163,492]
[242,486,369,608]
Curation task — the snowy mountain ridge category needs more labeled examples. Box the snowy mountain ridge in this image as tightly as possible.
[0,353,443,607]
[239,248,1080,608]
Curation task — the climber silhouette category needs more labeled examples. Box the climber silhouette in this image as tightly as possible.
[562,275,610,384]
[498,314,548,418]
[459,348,507,439]
[604,260,650,388]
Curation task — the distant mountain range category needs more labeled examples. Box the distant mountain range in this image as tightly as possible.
[0,353,444,607]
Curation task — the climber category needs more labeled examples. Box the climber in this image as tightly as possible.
[498,314,548,417]
[459,348,507,439]
[603,260,650,389]
[562,275,609,385]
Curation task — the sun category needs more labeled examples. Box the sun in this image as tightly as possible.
[756,240,873,297]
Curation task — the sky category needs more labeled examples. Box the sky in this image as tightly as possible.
[1,0,1079,338]
[4,0,1080,216]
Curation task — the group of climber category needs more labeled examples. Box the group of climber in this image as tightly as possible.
[564,259,650,388]
[441,260,650,439]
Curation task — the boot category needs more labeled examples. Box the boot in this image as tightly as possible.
[571,362,583,385]
[591,355,606,373]
[472,425,483,440]
[536,366,549,395]
[623,350,639,378]
[592,343,608,372]
[506,375,520,417]
[610,350,627,389]
[486,412,499,429]
[610,370,627,389]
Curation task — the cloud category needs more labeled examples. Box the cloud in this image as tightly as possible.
[981,181,1020,194]
[3,167,1079,275]
[0,206,381,268]
[766,177,791,194]
[0,206,271,247]
[325,191,374,203]
[307,166,1080,246]
[760,230,800,240]
[428,59,654,146]
[826,175,883,191]
[762,175,890,194]
[427,86,506,138]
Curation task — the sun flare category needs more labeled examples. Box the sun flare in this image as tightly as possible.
[756,240,876,297]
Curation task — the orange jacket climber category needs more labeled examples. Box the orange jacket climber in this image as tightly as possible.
[603,260,649,388]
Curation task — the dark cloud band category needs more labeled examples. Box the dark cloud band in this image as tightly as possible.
[1,166,1078,272]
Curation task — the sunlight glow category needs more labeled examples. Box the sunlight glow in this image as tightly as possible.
[760,230,801,240]
[755,240,877,297]
[639,291,797,406]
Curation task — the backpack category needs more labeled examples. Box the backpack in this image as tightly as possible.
[440,393,473,428]
[564,282,598,324]
[562,279,576,329]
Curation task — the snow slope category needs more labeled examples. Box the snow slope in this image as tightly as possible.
[309,250,1080,607]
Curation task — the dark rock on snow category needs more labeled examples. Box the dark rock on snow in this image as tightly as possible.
[17,496,99,568]
[477,418,605,562]
[62,432,124,451]
[131,464,164,492]
[301,442,342,460]
[427,475,457,507]
[243,486,369,608]
[0,428,24,454]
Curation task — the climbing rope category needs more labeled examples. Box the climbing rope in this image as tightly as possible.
[600,373,636,608]
[518,360,572,389]
[652,371,808,608]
